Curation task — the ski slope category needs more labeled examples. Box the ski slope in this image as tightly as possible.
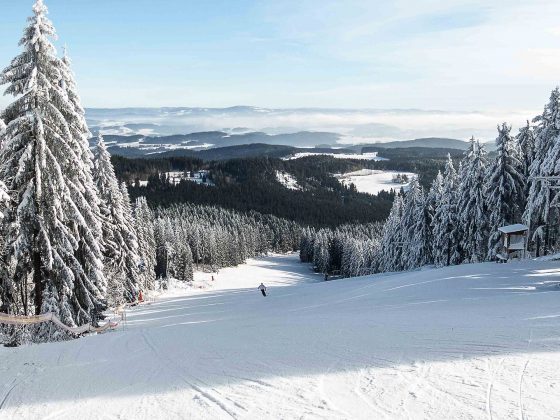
[0,253,559,419]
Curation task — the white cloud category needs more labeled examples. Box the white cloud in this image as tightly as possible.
[255,0,560,110]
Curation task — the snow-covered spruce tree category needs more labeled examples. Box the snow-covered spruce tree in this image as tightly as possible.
[340,238,364,278]
[56,48,108,308]
[0,0,105,328]
[486,123,525,259]
[105,262,126,309]
[423,171,443,266]
[93,135,139,301]
[175,242,194,282]
[401,178,426,270]
[312,230,331,274]
[432,155,460,267]
[411,189,432,269]
[134,197,156,290]
[120,182,142,287]
[379,194,404,272]
[299,227,315,263]
[524,88,560,255]
[458,138,489,263]
[517,120,535,181]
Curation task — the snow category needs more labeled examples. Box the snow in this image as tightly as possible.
[1,253,560,419]
[275,171,302,190]
[336,169,417,195]
[286,152,386,161]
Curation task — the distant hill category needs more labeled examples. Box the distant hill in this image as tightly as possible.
[158,144,297,161]
[367,137,469,150]
[99,133,474,159]
[108,143,365,161]
[98,131,342,153]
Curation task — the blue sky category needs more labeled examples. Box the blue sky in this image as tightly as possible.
[1,0,560,111]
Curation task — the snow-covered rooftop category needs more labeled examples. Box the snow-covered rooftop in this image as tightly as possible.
[498,224,529,234]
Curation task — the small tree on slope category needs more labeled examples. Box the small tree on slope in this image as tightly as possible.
[0,0,105,327]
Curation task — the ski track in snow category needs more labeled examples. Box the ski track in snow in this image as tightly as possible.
[0,253,559,419]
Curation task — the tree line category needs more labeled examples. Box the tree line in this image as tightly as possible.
[127,156,396,227]
[151,204,301,282]
[299,223,383,277]
[302,88,560,276]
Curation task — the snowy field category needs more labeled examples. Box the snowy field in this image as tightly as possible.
[275,171,302,191]
[0,253,559,419]
[336,169,416,195]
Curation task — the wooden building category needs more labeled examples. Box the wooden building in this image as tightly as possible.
[497,224,529,261]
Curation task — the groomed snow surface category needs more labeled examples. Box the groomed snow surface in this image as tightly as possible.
[1,254,559,419]
[336,169,416,195]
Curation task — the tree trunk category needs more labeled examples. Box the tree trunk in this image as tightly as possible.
[32,247,42,315]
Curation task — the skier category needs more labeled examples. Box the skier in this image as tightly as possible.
[258,283,267,297]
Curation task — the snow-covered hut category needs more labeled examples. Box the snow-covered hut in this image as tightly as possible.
[497,224,529,261]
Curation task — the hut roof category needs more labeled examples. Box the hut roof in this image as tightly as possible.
[498,224,529,234]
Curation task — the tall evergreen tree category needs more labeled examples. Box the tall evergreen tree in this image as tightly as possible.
[379,194,404,272]
[175,242,194,282]
[0,0,105,327]
[119,182,141,290]
[401,178,426,270]
[486,123,525,259]
[93,135,139,302]
[134,197,156,290]
[458,138,489,263]
[524,88,560,254]
[312,230,331,274]
[432,155,460,267]
[57,48,107,306]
